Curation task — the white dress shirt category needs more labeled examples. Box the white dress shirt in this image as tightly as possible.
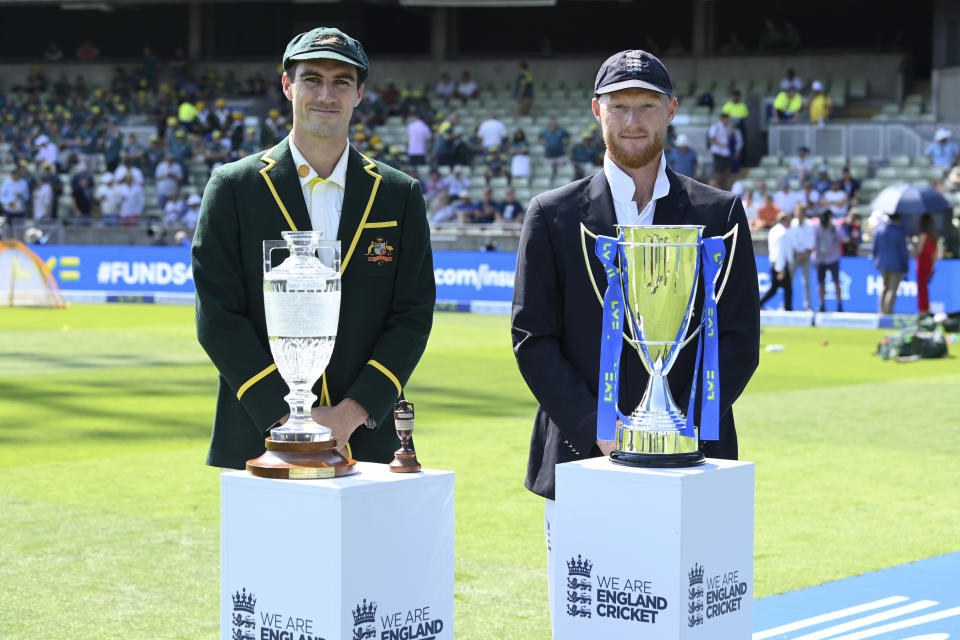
[603,151,670,228]
[768,222,794,272]
[289,140,349,244]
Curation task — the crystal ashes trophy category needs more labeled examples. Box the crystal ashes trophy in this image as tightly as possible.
[246,231,357,479]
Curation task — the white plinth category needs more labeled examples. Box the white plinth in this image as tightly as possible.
[221,463,454,640]
[552,457,754,640]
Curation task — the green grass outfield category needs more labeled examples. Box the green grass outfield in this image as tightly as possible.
[0,305,957,640]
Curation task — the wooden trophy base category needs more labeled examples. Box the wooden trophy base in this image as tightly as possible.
[389,451,421,473]
[246,437,357,479]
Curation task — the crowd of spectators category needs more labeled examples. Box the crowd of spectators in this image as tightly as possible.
[0,50,291,229]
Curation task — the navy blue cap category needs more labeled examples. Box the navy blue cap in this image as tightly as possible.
[594,50,672,97]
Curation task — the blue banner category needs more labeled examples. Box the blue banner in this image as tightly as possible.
[23,245,960,315]
[31,245,194,293]
[756,256,960,315]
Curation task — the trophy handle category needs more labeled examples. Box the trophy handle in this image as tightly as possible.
[314,240,342,273]
[579,223,606,307]
[263,239,288,274]
[678,224,738,349]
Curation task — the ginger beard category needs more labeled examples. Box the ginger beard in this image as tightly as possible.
[603,124,665,169]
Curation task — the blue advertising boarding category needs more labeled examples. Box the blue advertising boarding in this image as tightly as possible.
[28,245,960,314]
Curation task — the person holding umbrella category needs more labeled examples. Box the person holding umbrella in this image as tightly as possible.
[872,213,909,315]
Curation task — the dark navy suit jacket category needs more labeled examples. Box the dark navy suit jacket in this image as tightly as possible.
[511,168,760,500]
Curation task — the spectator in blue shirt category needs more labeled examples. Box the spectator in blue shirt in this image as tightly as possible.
[667,133,698,179]
[872,213,910,314]
[924,129,959,168]
[513,62,535,116]
[538,117,570,180]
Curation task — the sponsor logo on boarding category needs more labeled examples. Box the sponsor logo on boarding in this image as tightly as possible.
[432,263,514,291]
[96,260,193,286]
[356,597,446,640]
[230,585,326,640]
[365,237,394,264]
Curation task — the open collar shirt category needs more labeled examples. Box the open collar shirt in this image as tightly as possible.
[603,151,670,228]
[289,139,349,244]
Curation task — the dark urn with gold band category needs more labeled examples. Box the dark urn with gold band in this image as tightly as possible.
[389,400,421,473]
[246,231,357,479]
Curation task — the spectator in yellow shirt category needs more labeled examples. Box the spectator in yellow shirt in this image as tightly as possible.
[808,80,831,124]
[722,89,750,161]
[773,88,802,123]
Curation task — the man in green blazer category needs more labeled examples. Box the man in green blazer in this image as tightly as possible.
[192,27,435,470]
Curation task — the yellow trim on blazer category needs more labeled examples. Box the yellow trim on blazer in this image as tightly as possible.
[237,363,278,400]
[362,220,397,229]
[340,156,382,273]
[367,359,402,395]
[320,373,331,406]
[259,146,298,231]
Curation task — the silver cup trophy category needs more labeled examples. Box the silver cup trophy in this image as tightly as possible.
[246,230,356,478]
[611,225,709,467]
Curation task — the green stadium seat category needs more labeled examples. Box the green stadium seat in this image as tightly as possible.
[889,155,911,167]
[747,167,768,179]
[849,78,868,99]
[759,156,781,167]
[826,155,847,169]
[876,167,900,179]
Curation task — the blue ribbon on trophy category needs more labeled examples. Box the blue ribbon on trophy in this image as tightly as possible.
[594,229,727,454]
[682,236,725,440]
[595,230,628,441]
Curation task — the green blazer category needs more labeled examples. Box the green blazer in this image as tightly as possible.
[192,137,435,469]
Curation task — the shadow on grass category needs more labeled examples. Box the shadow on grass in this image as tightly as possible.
[0,378,214,440]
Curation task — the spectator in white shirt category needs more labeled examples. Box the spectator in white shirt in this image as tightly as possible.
[790,203,817,310]
[33,135,60,169]
[798,179,821,215]
[32,174,54,221]
[117,173,144,224]
[434,72,455,105]
[163,192,187,224]
[439,166,470,201]
[708,113,733,189]
[96,172,120,219]
[780,68,803,92]
[455,70,477,103]
[773,180,800,215]
[788,146,814,181]
[0,167,30,217]
[759,212,795,310]
[820,179,849,217]
[405,114,432,166]
[114,156,144,186]
[476,113,508,151]
[154,154,183,209]
[181,193,202,228]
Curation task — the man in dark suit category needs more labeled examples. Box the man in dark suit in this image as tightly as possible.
[511,49,760,614]
[192,27,435,470]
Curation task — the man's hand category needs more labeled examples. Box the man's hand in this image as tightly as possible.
[597,440,617,456]
[776,269,785,281]
[311,398,370,457]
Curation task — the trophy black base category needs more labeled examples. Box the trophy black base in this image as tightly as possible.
[609,450,706,468]
[246,437,357,479]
